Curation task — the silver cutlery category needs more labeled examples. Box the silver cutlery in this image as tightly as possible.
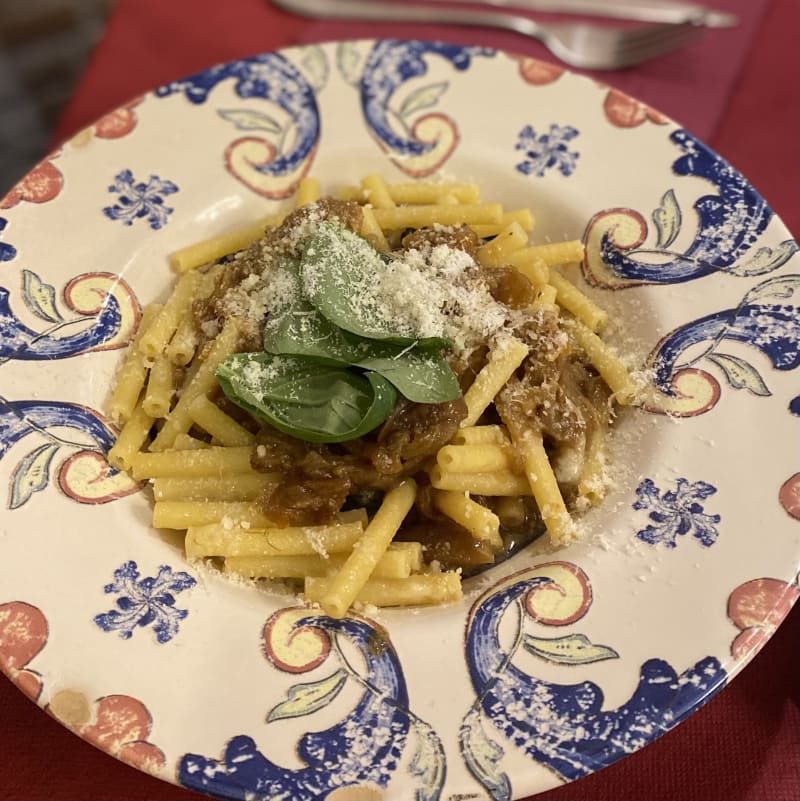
[272,0,706,70]
[423,0,738,28]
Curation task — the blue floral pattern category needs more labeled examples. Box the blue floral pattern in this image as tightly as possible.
[515,124,580,177]
[102,170,178,229]
[633,478,721,548]
[94,561,196,643]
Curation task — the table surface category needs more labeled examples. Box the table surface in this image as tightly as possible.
[1,0,798,799]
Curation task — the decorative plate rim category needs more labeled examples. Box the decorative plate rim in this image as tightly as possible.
[0,37,798,801]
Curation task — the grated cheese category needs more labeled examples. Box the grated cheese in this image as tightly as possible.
[220,215,518,359]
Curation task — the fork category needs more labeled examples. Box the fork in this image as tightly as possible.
[271,0,704,70]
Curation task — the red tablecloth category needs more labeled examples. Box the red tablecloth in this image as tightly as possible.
[1,0,798,798]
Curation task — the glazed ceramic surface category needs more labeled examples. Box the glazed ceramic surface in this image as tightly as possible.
[0,40,798,801]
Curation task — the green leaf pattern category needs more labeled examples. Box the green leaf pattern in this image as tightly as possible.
[408,720,446,801]
[218,108,282,134]
[732,240,799,277]
[300,45,328,91]
[9,442,59,509]
[336,41,366,86]
[266,668,348,722]
[460,706,511,801]
[523,633,620,665]
[22,270,63,323]
[706,352,771,396]
[399,82,449,118]
[652,189,681,249]
[743,274,800,304]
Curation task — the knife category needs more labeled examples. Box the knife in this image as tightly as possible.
[423,0,738,28]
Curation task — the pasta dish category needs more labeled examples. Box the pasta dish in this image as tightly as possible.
[107,175,637,617]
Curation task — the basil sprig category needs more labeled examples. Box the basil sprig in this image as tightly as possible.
[265,297,459,403]
[217,353,398,443]
[216,221,462,443]
[302,221,448,348]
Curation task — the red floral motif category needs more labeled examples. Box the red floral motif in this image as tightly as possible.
[512,56,565,85]
[727,577,800,659]
[0,601,48,700]
[92,97,143,140]
[0,159,64,209]
[779,473,800,520]
[51,693,166,774]
[604,89,669,128]
[83,695,166,771]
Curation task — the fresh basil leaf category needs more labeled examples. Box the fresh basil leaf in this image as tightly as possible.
[265,301,364,364]
[301,221,447,348]
[357,347,461,403]
[216,352,397,443]
[265,308,459,404]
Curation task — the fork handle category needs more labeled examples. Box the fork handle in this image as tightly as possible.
[272,0,546,42]
[423,0,737,28]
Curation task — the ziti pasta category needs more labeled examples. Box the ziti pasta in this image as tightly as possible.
[108,174,638,617]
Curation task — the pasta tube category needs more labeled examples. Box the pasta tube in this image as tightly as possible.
[429,465,531,496]
[107,403,154,471]
[155,501,274,530]
[305,573,462,609]
[223,545,414,580]
[433,490,503,548]
[517,428,576,547]
[461,335,529,427]
[185,521,365,559]
[570,321,638,404]
[150,319,243,450]
[320,479,417,618]
[187,395,255,447]
[169,214,283,272]
[107,304,163,425]
[476,221,529,267]
[436,443,514,473]
[548,269,608,332]
[372,203,502,230]
[152,472,280,502]
[130,445,254,479]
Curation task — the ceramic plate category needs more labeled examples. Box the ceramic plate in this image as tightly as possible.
[1,40,798,801]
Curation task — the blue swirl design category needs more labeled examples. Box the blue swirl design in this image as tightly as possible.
[651,274,800,394]
[462,576,726,797]
[179,615,445,801]
[0,269,135,507]
[155,52,320,180]
[359,41,494,157]
[600,129,797,283]
[0,286,121,363]
[0,218,16,262]
[0,398,115,459]
[0,398,119,508]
